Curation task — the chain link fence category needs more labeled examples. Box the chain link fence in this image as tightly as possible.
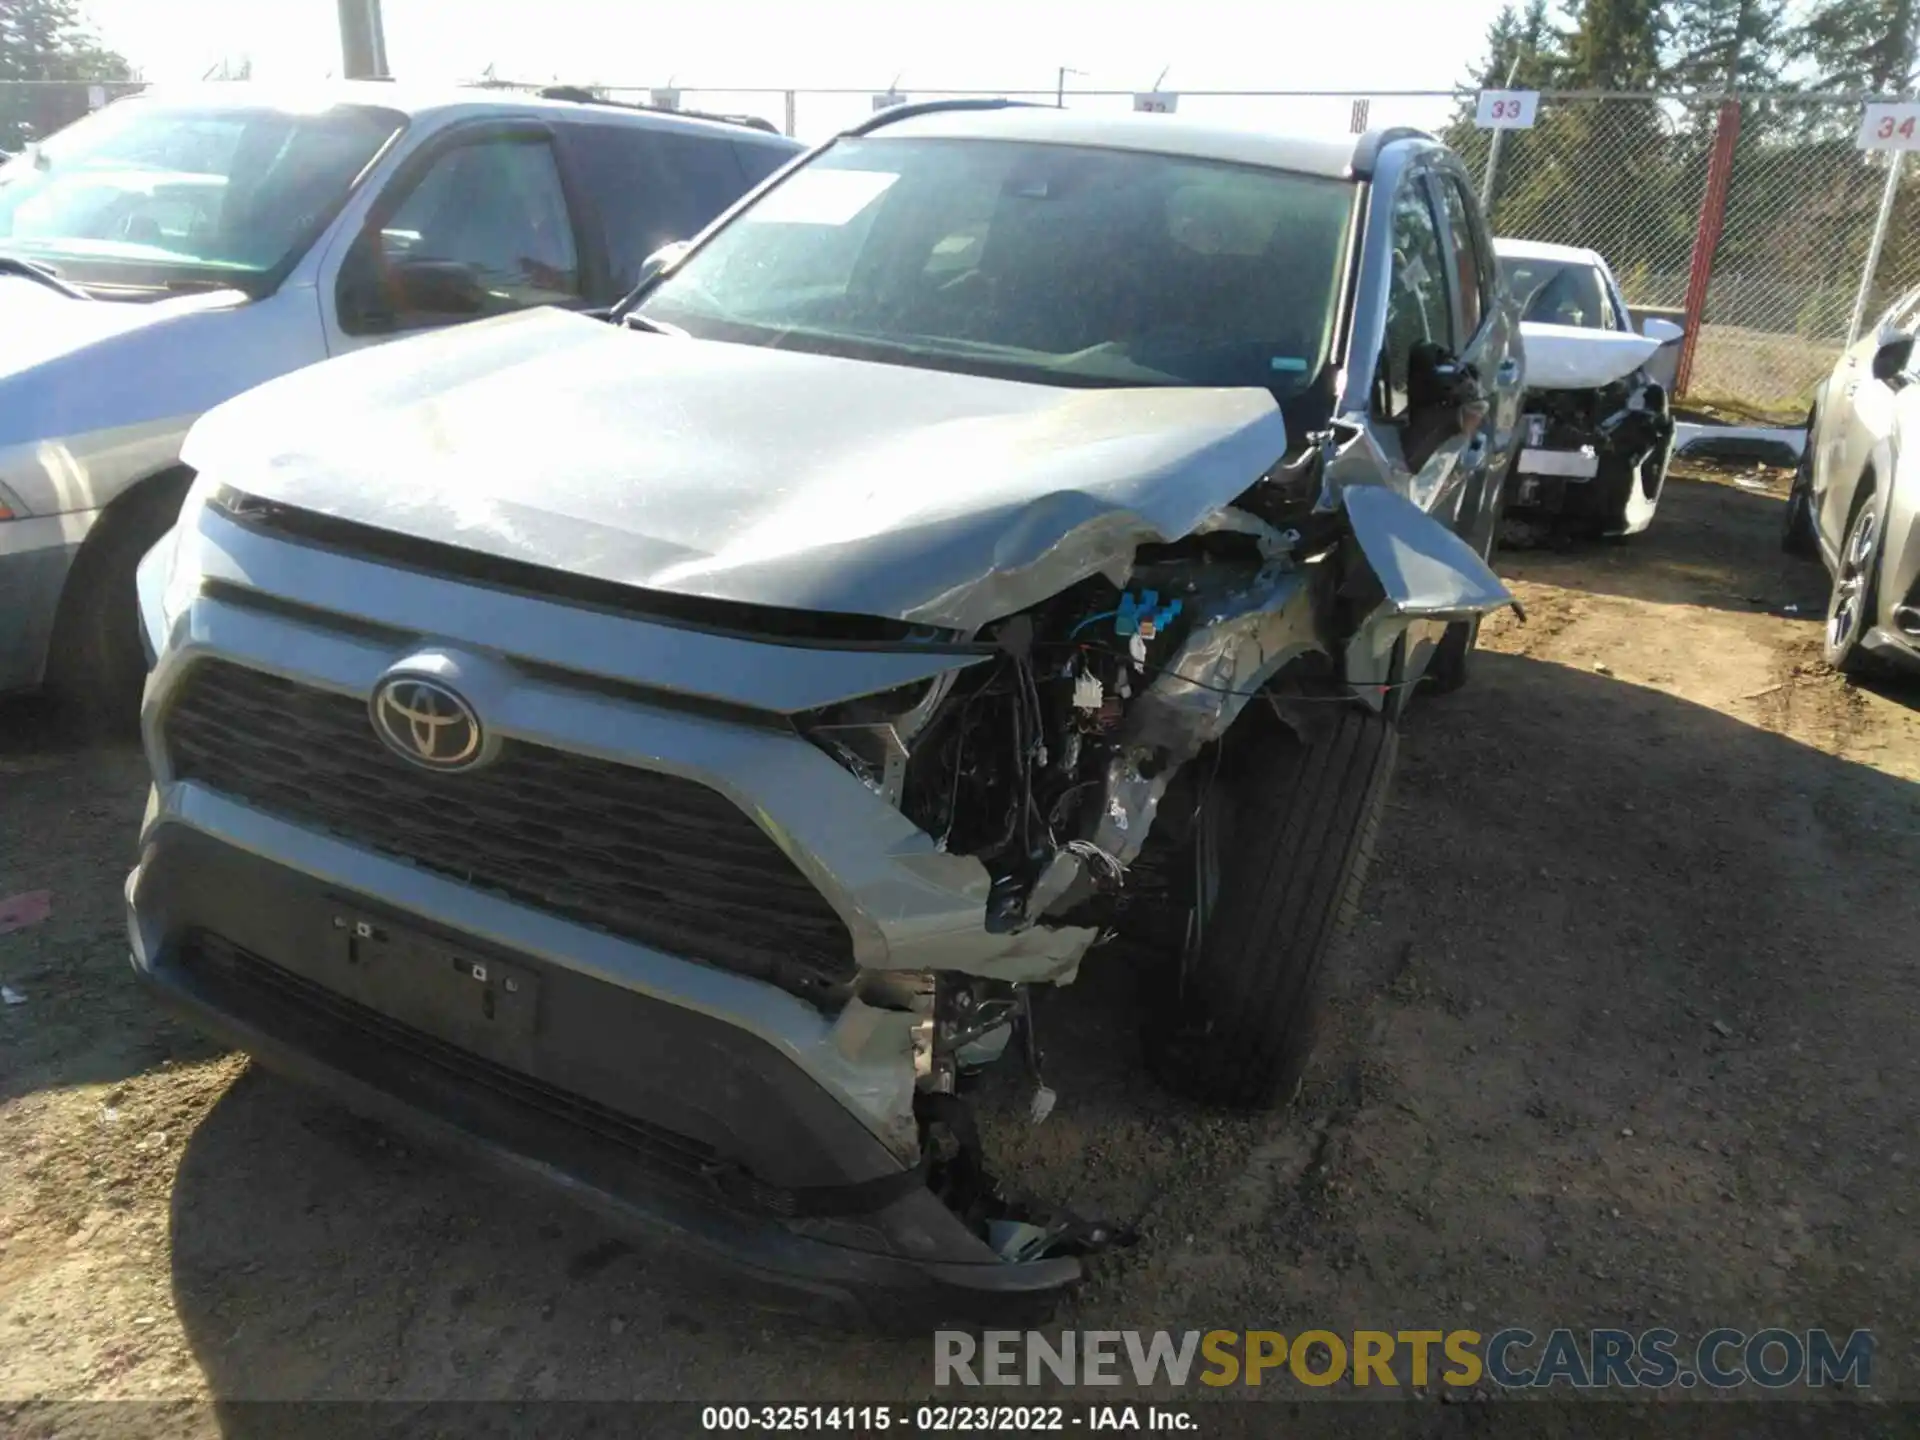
[3,78,1911,421]
[1453,93,1914,419]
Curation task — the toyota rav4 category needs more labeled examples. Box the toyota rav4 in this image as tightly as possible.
[129,103,1520,1326]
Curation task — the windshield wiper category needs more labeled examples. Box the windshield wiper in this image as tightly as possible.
[0,256,92,301]
[621,312,685,337]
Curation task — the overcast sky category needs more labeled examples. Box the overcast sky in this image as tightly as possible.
[83,0,1513,138]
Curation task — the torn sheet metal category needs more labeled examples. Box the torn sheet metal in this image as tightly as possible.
[1341,484,1514,620]
[1032,564,1327,921]
[1519,321,1661,390]
[182,311,1292,634]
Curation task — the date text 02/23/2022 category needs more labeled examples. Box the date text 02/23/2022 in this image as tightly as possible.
[701,1405,1193,1431]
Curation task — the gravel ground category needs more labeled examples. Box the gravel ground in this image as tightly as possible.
[2,465,1918,1430]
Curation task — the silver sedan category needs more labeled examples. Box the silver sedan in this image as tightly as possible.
[1784,285,1920,674]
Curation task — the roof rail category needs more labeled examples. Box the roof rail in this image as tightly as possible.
[840,96,1047,138]
[1349,126,1439,178]
[533,85,784,137]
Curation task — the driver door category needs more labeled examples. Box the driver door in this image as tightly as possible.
[1373,168,1472,521]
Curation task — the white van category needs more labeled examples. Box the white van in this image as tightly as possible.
[0,82,798,724]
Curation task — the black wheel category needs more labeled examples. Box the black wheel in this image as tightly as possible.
[1145,707,1397,1110]
[1823,486,1883,677]
[1426,616,1480,695]
[1781,414,1819,559]
[44,472,190,736]
[1427,497,1498,695]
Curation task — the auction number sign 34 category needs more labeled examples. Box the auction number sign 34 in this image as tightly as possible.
[1861,103,1920,150]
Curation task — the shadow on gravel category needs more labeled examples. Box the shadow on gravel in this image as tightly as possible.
[163,650,1920,1413]
[0,697,221,1106]
[1497,475,1830,621]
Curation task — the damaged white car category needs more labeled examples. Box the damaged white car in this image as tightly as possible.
[1495,238,1681,540]
[129,104,1519,1324]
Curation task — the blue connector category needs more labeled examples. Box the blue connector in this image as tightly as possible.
[1115,590,1183,638]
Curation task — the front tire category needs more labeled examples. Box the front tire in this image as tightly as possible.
[44,473,189,736]
[1145,707,1397,1110]
[1824,487,1883,677]
[1781,414,1819,559]
[1428,474,1501,695]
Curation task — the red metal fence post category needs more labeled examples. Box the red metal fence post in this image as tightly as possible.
[1674,99,1742,399]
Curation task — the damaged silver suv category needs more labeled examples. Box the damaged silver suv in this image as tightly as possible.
[128,103,1519,1325]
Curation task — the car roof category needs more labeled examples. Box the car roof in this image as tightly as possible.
[1494,236,1606,268]
[857,105,1397,179]
[112,81,800,148]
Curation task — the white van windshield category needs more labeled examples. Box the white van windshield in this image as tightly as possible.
[0,100,403,291]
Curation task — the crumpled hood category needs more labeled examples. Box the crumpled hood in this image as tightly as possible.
[1519,321,1662,391]
[0,273,248,379]
[185,308,1290,632]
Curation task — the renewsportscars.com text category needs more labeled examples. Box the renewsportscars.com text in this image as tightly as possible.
[934,1328,1873,1391]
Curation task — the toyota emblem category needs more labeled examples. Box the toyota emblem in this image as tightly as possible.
[369,675,484,771]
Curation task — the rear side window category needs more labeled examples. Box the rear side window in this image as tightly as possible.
[1437,174,1492,339]
[1890,285,1920,335]
[732,140,794,188]
[570,124,752,290]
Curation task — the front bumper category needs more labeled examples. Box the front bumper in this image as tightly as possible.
[0,510,94,692]
[127,499,1113,1321]
[1501,384,1673,530]
[128,826,1078,1328]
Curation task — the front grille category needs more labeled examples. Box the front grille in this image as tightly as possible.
[187,929,721,1180]
[165,661,858,1005]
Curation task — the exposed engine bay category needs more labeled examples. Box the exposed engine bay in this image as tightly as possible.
[1502,336,1676,541]
[791,434,1512,1262]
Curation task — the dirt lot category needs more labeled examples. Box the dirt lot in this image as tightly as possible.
[3,464,1919,1427]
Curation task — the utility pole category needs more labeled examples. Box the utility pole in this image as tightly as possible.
[337,0,390,80]
[1846,2,1920,344]
[1055,66,1085,108]
[1479,56,1522,211]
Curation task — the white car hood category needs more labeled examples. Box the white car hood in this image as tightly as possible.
[1519,321,1661,390]
[0,273,248,379]
[184,308,1292,633]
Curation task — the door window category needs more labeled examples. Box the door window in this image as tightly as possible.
[373,135,579,322]
[1380,176,1454,418]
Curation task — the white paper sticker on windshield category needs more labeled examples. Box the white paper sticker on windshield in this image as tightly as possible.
[746,169,900,225]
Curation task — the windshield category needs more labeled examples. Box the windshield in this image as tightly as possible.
[639,137,1355,394]
[0,100,403,291]
[1499,256,1618,330]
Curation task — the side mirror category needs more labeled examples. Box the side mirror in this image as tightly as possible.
[1403,343,1485,466]
[1872,333,1915,384]
[636,239,692,289]
[1409,342,1481,412]
[1641,316,1685,345]
[387,259,489,317]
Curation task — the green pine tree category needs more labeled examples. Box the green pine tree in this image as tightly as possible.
[1492,0,1678,273]
[1795,0,1918,94]
[1666,0,1792,91]
[1446,0,1555,207]
[1,0,131,149]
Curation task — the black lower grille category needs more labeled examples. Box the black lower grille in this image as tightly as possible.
[164,661,857,1004]
[188,929,720,1179]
